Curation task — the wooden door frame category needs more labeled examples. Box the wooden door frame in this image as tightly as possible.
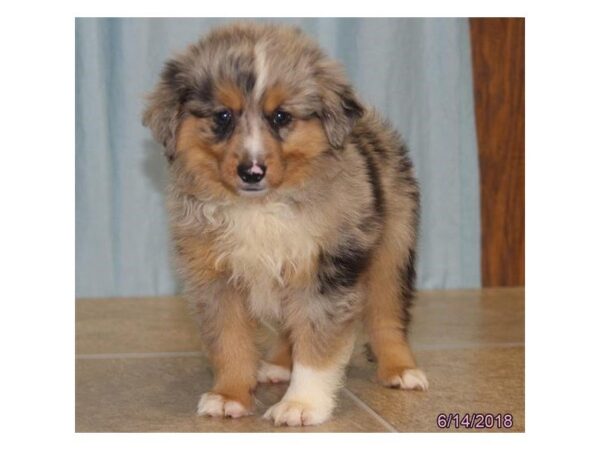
[470,18,525,287]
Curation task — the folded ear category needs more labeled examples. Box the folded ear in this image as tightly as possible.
[316,60,364,148]
[142,60,187,162]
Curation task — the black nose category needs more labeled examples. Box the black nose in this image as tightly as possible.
[237,162,267,184]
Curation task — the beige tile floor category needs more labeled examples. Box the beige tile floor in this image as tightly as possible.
[76,288,524,432]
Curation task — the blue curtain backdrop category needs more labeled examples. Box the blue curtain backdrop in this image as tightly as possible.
[75,18,481,298]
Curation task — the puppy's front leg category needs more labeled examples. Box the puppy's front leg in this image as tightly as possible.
[194,284,259,419]
[264,325,355,426]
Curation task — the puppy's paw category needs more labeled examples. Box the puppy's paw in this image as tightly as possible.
[197,392,253,419]
[263,399,332,426]
[378,368,429,391]
[257,361,291,384]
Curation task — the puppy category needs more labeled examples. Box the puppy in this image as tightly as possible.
[143,22,428,427]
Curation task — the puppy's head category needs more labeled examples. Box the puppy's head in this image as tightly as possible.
[143,22,363,198]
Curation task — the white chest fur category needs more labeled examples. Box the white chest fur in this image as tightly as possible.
[204,202,319,320]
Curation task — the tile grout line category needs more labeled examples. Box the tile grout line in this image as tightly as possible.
[342,387,397,432]
[76,341,524,360]
[412,341,524,351]
[77,351,204,360]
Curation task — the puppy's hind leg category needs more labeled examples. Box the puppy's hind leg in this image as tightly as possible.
[258,332,292,384]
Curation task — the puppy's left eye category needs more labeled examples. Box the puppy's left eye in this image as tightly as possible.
[214,109,232,127]
[271,109,292,128]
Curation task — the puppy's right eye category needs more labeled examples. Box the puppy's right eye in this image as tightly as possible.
[212,109,234,140]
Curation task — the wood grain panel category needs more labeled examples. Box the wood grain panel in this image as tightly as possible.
[470,18,525,287]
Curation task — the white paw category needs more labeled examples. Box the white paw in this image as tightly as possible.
[263,399,333,426]
[197,392,252,418]
[385,368,429,390]
[257,361,291,384]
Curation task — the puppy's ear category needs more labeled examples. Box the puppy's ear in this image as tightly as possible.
[142,60,186,162]
[317,60,364,148]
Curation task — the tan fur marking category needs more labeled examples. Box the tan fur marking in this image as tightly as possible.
[216,81,245,112]
[279,118,329,188]
[173,233,224,282]
[263,84,288,114]
[262,145,285,188]
[283,118,329,159]
[219,150,243,192]
[177,116,214,154]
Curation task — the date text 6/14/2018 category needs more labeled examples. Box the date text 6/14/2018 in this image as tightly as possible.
[437,413,513,429]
